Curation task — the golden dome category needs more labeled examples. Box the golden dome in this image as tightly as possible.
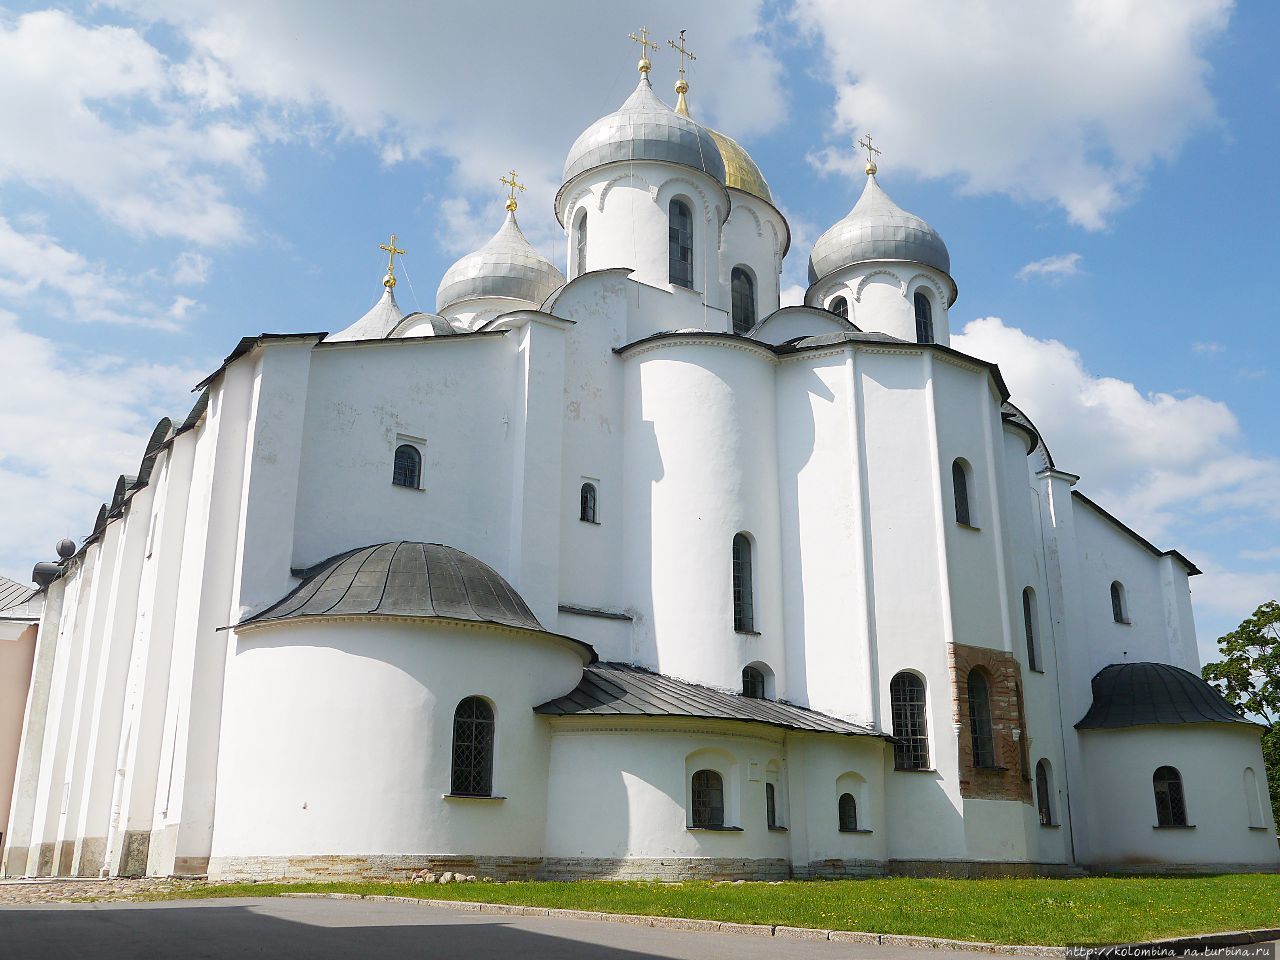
[706,127,772,204]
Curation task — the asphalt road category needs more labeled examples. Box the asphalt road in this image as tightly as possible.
[0,895,1043,960]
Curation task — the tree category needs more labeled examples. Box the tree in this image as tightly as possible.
[1203,600,1280,826]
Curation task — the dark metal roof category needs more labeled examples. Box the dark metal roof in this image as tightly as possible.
[0,575,36,615]
[1076,662,1257,730]
[176,389,210,436]
[1071,491,1201,576]
[238,543,591,659]
[536,662,887,739]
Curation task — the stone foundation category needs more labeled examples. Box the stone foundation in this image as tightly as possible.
[73,836,106,877]
[539,857,793,881]
[120,831,151,878]
[887,859,1081,878]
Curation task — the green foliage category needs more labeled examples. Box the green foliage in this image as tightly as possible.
[1202,599,1280,824]
[140,876,1280,946]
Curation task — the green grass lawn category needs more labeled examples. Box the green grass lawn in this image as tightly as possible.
[139,874,1280,946]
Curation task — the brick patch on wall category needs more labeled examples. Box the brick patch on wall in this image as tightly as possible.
[948,643,1033,803]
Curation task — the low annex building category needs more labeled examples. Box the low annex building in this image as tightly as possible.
[2,46,1276,882]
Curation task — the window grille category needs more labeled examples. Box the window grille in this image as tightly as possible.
[1023,588,1039,671]
[732,534,754,632]
[731,266,756,334]
[765,782,778,828]
[668,199,694,289]
[890,672,929,770]
[838,792,858,831]
[1153,766,1187,826]
[968,669,996,768]
[450,697,495,797]
[574,210,588,276]
[952,459,971,526]
[392,444,421,488]
[1110,581,1127,623]
[914,290,934,343]
[742,665,766,699]
[691,769,724,827]
[580,482,597,523]
[829,296,848,319]
[1035,760,1054,825]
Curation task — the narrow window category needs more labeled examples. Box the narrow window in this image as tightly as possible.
[742,665,766,699]
[829,296,848,319]
[765,782,778,828]
[450,697,495,797]
[731,266,756,334]
[393,444,422,488]
[1022,587,1039,672]
[669,198,694,289]
[838,793,859,831]
[1244,767,1265,828]
[574,209,588,277]
[732,534,755,632]
[579,482,597,523]
[1035,759,1055,826]
[952,459,971,526]
[914,290,934,343]
[889,672,929,770]
[1153,766,1187,826]
[967,669,996,768]
[691,769,724,827]
[1110,581,1128,623]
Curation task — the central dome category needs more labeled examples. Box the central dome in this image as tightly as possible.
[562,76,725,188]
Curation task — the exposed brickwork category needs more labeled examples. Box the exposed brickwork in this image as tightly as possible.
[947,643,1033,803]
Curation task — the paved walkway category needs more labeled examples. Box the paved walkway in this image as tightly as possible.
[1,896,1041,960]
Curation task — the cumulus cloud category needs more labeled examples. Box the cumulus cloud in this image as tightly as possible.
[1193,341,1226,355]
[1017,253,1083,282]
[794,0,1231,228]
[0,311,207,582]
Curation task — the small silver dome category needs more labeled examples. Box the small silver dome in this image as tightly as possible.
[562,76,725,188]
[325,287,405,342]
[808,174,950,285]
[436,211,566,313]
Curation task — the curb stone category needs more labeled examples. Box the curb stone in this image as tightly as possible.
[275,893,1277,955]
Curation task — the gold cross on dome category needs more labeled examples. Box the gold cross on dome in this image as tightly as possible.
[629,26,659,74]
[668,29,696,82]
[857,133,882,174]
[500,169,526,212]
[379,233,406,288]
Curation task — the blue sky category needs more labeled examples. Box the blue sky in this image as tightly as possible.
[0,1,1275,659]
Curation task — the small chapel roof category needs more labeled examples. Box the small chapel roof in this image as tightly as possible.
[1075,662,1257,730]
[536,662,887,739]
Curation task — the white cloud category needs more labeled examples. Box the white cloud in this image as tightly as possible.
[779,284,806,308]
[794,0,1231,228]
[172,251,212,286]
[1017,253,1083,282]
[1239,547,1280,562]
[0,311,207,583]
[1193,341,1226,355]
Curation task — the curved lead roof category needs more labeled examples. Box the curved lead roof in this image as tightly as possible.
[809,173,950,285]
[436,211,565,313]
[326,287,405,342]
[562,76,726,188]
[1075,662,1256,729]
[240,541,546,634]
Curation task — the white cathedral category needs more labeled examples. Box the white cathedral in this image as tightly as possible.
[1,41,1276,884]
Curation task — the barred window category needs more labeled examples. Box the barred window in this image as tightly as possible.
[392,444,421,488]
[1110,581,1128,624]
[838,792,858,831]
[968,669,996,768]
[890,672,929,770]
[731,266,756,334]
[1153,766,1187,827]
[732,534,755,632]
[450,697,494,797]
[669,199,694,289]
[574,209,588,277]
[580,482,598,523]
[1023,587,1039,671]
[765,782,778,828]
[914,290,934,343]
[829,296,848,319]
[742,665,766,700]
[691,769,724,827]
[952,459,971,526]
[1036,759,1055,826]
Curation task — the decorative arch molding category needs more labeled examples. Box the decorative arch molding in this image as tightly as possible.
[767,221,782,261]
[906,272,951,310]
[731,201,764,239]
[814,279,852,310]
[597,170,657,213]
[853,268,906,303]
[656,176,714,223]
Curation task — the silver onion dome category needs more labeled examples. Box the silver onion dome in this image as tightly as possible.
[436,210,566,313]
[562,76,726,188]
[808,173,950,285]
[325,285,405,342]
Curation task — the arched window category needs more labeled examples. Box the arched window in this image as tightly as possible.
[889,672,929,770]
[914,290,934,343]
[573,209,588,277]
[1022,587,1040,672]
[732,534,755,632]
[952,459,972,526]
[392,444,422,488]
[691,769,724,827]
[967,669,996,768]
[730,266,756,334]
[1110,581,1128,623]
[450,697,495,797]
[742,665,766,699]
[765,781,778,828]
[579,482,598,523]
[1153,766,1187,826]
[829,296,848,319]
[669,198,694,289]
[1035,759,1055,826]
[838,792,858,831]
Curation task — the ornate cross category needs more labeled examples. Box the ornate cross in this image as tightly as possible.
[379,233,406,289]
[499,169,526,212]
[857,133,881,174]
[668,29,696,82]
[628,26,659,74]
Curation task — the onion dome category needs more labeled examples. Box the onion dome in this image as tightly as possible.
[325,285,404,343]
[561,75,725,190]
[671,86,771,204]
[436,209,565,313]
[808,172,950,285]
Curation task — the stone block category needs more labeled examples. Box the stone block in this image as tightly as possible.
[775,926,832,941]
